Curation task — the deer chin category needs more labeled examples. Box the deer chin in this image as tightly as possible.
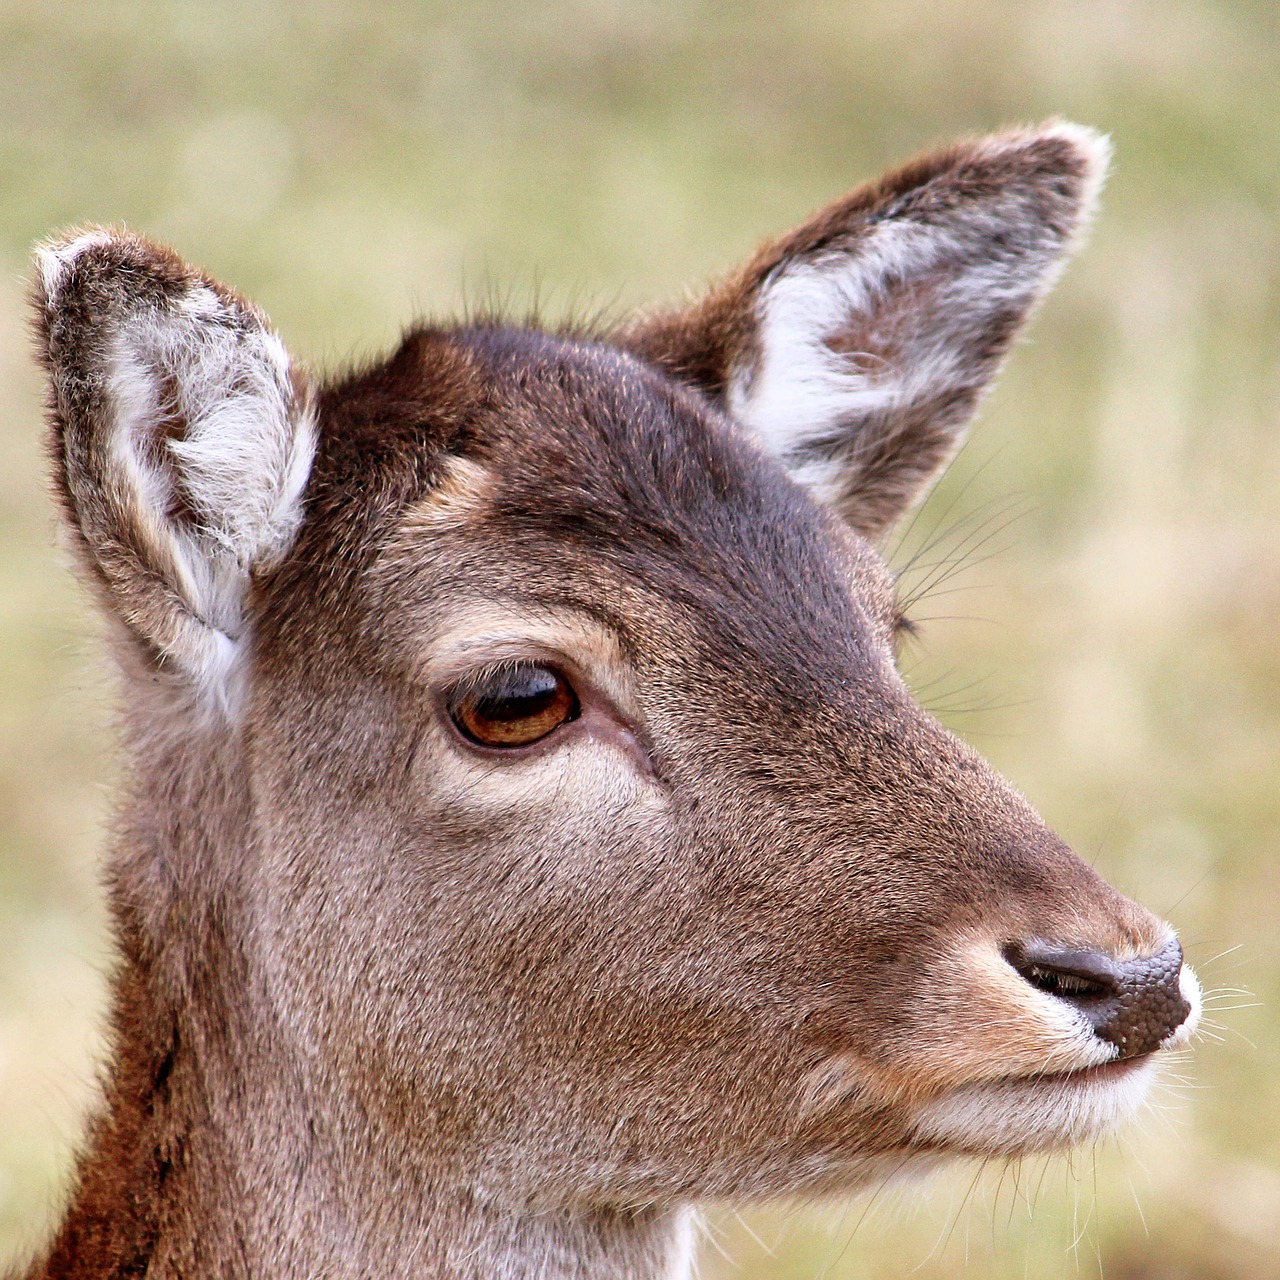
[907,1053,1162,1158]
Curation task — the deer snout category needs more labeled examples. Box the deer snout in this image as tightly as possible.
[1005,937,1198,1059]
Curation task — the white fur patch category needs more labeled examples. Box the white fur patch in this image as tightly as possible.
[910,1056,1159,1156]
[104,288,315,707]
[1166,961,1203,1047]
[664,1209,696,1280]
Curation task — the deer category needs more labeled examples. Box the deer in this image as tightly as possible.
[16,120,1199,1280]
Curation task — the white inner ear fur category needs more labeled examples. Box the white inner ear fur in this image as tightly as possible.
[726,133,1101,513]
[727,224,935,506]
[106,286,315,704]
[729,216,1047,508]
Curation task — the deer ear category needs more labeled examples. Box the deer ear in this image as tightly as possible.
[621,122,1108,540]
[32,229,316,708]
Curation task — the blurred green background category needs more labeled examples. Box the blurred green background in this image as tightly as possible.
[0,1,1276,1276]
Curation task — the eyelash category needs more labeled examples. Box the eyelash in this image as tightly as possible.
[891,609,919,657]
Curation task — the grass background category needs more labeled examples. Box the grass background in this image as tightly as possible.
[0,2,1276,1276]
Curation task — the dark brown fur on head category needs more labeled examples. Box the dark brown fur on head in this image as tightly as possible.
[17,123,1198,1280]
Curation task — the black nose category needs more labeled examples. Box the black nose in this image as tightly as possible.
[1005,937,1191,1060]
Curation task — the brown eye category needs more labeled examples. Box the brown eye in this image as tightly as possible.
[448,663,580,748]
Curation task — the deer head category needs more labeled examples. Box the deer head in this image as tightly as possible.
[27,122,1198,1279]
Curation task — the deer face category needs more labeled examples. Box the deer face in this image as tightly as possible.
[33,123,1198,1213]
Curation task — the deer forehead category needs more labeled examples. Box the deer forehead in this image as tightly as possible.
[357,332,904,655]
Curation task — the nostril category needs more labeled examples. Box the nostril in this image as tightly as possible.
[1005,938,1192,1060]
[1004,942,1121,1001]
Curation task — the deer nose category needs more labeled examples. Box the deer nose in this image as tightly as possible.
[1005,937,1191,1059]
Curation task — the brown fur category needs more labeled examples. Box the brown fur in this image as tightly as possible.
[15,125,1194,1279]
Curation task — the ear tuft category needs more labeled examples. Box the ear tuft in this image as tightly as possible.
[622,121,1110,540]
[36,229,119,303]
[33,228,316,711]
[1023,119,1111,211]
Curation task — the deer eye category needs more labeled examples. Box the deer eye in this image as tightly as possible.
[447,663,580,748]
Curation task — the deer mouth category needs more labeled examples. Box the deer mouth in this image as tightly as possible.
[1035,1054,1152,1086]
[907,1051,1166,1158]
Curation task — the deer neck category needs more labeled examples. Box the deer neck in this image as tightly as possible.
[40,965,694,1278]
[30,723,694,1280]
